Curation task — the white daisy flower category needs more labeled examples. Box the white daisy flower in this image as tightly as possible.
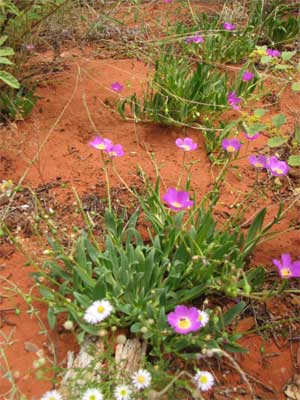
[83,300,113,324]
[194,370,215,391]
[82,388,103,400]
[132,369,152,390]
[197,310,209,327]
[40,390,62,400]
[114,384,132,400]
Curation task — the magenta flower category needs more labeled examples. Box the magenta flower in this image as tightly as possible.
[223,22,236,30]
[105,144,124,158]
[248,155,268,169]
[185,35,204,44]
[242,70,254,82]
[273,254,300,278]
[221,138,241,153]
[175,137,197,151]
[164,0,172,3]
[266,49,281,58]
[89,136,112,151]
[227,91,241,110]
[162,188,193,211]
[167,305,201,334]
[267,156,289,176]
[244,131,260,141]
[111,82,123,92]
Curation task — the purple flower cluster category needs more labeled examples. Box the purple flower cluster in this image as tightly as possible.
[89,136,124,157]
[249,154,289,176]
[162,188,193,211]
[167,305,209,334]
[185,35,204,44]
[273,254,300,278]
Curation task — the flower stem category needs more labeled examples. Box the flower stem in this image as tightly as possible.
[177,152,186,189]
[101,153,112,212]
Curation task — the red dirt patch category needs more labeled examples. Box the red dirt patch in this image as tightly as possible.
[1,45,299,399]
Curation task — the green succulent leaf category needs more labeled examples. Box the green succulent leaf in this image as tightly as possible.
[0,71,20,88]
[288,155,300,167]
[267,136,288,148]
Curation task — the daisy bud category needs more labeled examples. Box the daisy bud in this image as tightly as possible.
[63,320,74,331]
[98,329,107,337]
[116,334,127,344]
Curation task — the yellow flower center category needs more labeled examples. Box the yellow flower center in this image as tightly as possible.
[49,398,56,400]
[120,389,127,396]
[274,167,283,175]
[198,314,203,321]
[199,375,208,384]
[137,375,145,383]
[281,268,291,277]
[171,201,182,209]
[96,144,105,150]
[178,317,191,329]
[254,162,263,168]
[226,145,235,152]
[182,144,191,151]
[97,305,105,314]
[109,151,117,157]
[89,396,96,400]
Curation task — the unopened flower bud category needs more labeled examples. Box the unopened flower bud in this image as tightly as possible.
[63,320,74,331]
[43,250,51,255]
[98,329,107,337]
[116,334,127,344]
[205,349,215,358]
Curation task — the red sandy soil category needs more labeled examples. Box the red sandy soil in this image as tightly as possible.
[0,45,300,400]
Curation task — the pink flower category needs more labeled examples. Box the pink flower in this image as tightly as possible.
[227,91,241,110]
[221,138,241,153]
[162,188,193,211]
[185,35,204,44]
[25,44,35,51]
[223,22,236,30]
[242,70,254,82]
[105,144,124,157]
[111,82,123,92]
[89,136,112,151]
[175,137,197,151]
[167,305,201,334]
[244,132,260,141]
[267,156,289,176]
[266,49,281,58]
[248,155,268,169]
[273,254,300,278]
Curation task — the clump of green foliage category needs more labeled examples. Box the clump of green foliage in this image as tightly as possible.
[34,166,283,356]
[118,50,258,128]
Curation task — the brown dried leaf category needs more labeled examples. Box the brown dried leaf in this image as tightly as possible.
[285,375,300,400]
